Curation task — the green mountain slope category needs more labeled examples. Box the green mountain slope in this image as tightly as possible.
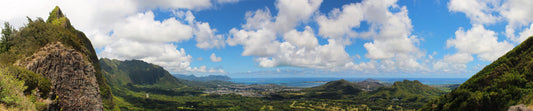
[303,79,363,99]
[422,36,533,111]
[100,58,206,110]
[100,58,184,88]
[371,80,443,98]
[368,80,445,109]
[0,6,115,110]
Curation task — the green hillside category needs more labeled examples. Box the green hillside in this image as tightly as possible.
[100,58,208,110]
[421,36,533,111]
[100,58,184,88]
[270,79,444,110]
[372,80,443,98]
[0,6,115,110]
[303,79,363,99]
[367,80,445,109]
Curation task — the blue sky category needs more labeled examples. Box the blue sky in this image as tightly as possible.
[2,0,533,78]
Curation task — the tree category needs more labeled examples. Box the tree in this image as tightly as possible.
[0,22,14,53]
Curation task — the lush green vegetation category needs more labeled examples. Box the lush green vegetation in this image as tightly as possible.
[0,22,14,54]
[0,67,36,110]
[0,6,116,110]
[270,79,444,110]
[421,36,533,111]
[100,58,184,89]
[0,66,52,111]
[101,58,445,111]
[3,66,51,99]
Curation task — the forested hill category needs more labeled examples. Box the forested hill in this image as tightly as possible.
[100,58,184,89]
[369,80,444,99]
[304,79,363,99]
[421,36,533,111]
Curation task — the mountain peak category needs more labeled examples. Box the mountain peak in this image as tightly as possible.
[47,6,72,28]
[316,79,362,93]
[50,6,64,19]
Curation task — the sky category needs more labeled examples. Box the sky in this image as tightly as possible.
[1,0,533,78]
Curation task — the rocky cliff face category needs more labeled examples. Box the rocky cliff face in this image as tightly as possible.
[15,42,103,111]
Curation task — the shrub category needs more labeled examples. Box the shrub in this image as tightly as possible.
[0,68,36,110]
[5,66,51,98]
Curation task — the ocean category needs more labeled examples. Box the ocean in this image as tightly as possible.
[230,78,468,88]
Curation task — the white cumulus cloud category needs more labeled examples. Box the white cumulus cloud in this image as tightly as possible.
[228,0,355,69]
[226,0,425,73]
[112,11,194,43]
[448,0,500,24]
[210,53,222,62]
[447,0,533,44]
[100,39,225,73]
[283,26,319,49]
[257,39,351,69]
[437,0,533,72]
[316,0,423,72]
[274,0,323,33]
[446,25,513,62]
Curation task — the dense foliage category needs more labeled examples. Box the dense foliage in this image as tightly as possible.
[421,36,533,111]
[0,6,116,110]
[3,66,51,98]
[0,22,14,53]
[0,67,52,111]
[100,58,184,88]
[0,68,34,110]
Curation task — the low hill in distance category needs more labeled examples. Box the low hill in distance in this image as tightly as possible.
[422,36,533,111]
[370,80,444,99]
[354,78,391,91]
[173,74,231,82]
[271,79,445,110]
[303,79,363,99]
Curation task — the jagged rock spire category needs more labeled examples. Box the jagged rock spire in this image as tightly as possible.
[47,6,72,28]
[47,6,64,22]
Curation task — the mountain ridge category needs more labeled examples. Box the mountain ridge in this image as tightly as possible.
[421,36,533,111]
[100,58,184,88]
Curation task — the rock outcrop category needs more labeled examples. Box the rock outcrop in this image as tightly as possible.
[508,104,532,111]
[16,42,103,111]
